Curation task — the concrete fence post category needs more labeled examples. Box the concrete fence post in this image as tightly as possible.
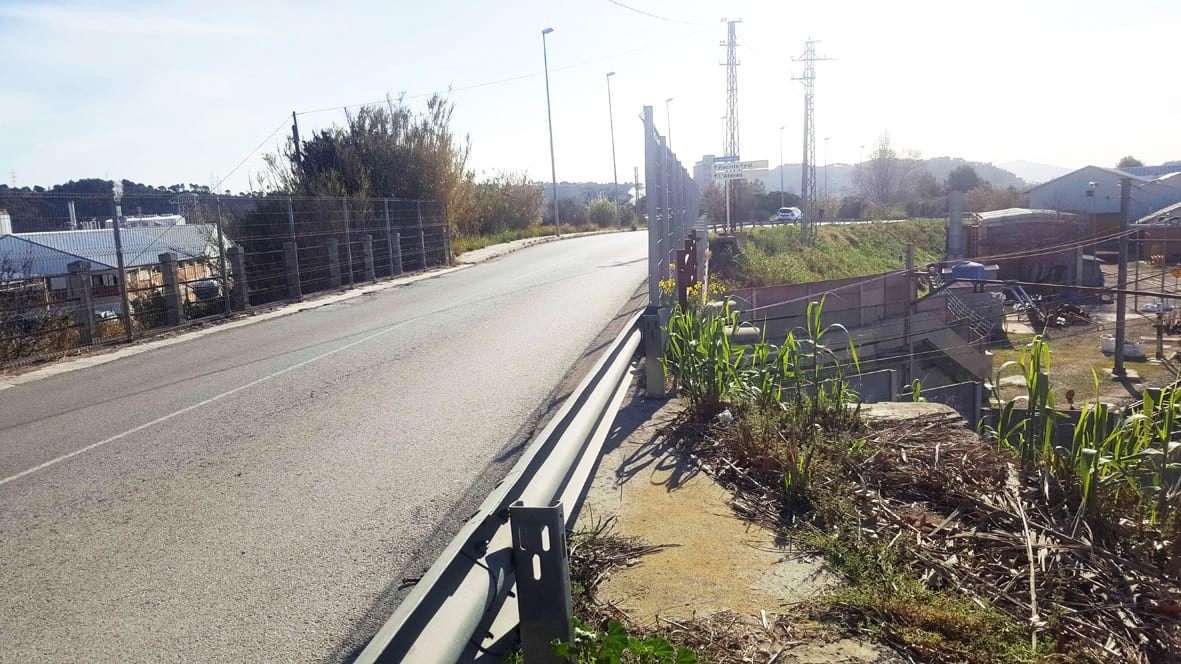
[158,252,184,326]
[383,198,396,277]
[66,260,96,345]
[418,228,427,269]
[341,198,355,288]
[442,226,452,266]
[327,237,342,289]
[362,234,376,282]
[227,246,247,311]
[283,241,302,302]
[393,232,403,275]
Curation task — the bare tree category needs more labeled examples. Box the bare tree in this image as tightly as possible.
[855,132,902,206]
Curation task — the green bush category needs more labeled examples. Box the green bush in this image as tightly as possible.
[586,197,616,228]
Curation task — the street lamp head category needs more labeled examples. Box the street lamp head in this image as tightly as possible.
[542,27,554,35]
[666,97,674,103]
[607,71,615,77]
[779,125,785,130]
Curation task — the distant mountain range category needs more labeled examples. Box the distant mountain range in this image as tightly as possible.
[753,157,1028,196]
[998,160,1071,185]
[542,158,1077,201]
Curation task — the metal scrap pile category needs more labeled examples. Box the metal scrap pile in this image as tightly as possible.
[1027,302,1091,330]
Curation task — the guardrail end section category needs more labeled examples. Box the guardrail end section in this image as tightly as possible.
[509,501,573,663]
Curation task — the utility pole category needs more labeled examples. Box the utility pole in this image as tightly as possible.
[905,243,916,385]
[1114,177,1131,377]
[541,27,560,237]
[634,166,640,212]
[778,125,785,208]
[110,182,133,337]
[793,39,832,243]
[1158,230,1170,360]
[720,19,741,160]
[291,111,302,164]
[606,72,620,227]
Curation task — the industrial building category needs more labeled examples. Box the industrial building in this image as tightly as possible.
[1029,165,1181,241]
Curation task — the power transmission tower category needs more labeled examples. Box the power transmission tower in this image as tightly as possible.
[793,39,832,242]
[720,19,741,158]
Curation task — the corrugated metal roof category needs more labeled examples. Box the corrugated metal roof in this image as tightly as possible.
[1135,200,1181,225]
[1120,164,1181,178]
[974,208,1080,222]
[0,224,226,277]
[1028,165,1151,193]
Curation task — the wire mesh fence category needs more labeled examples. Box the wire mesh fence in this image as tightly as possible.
[0,191,448,367]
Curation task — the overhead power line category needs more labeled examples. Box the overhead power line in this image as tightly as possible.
[605,0,706,25]
[295,27,711,118]
[212,116,290,192]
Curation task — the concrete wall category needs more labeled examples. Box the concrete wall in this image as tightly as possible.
[728,271,912,340]
[726,274,992,388]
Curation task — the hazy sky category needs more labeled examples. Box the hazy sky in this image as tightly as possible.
[2,0,1179,192]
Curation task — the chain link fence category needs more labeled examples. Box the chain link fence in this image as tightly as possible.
[0,192,448,367]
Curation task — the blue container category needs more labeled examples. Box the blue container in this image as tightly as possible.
[949,261,987,281]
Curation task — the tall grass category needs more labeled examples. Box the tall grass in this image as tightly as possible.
[712,219,945,288]
[663,298,859,418]
[985,336,1181,525]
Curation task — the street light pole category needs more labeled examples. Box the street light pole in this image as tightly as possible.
[606,72,620,228]
[1087,181,1097,254]
[541,27,560,237]
[665,98,674,152]
[778,125,785,208]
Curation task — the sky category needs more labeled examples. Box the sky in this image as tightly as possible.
[2,0,1180,193]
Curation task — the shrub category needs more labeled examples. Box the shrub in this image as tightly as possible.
[586,197,616,228]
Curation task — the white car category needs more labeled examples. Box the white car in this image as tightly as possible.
[776,207,802,222]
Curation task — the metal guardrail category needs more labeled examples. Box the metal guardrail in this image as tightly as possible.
[355,311,643,662]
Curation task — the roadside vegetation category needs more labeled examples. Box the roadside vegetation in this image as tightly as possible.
[262,95,637,258]
[651,299,1181,662]
[710,218,945,288]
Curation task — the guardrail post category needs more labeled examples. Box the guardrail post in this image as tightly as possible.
[159,252,184,326]
[327,238,342,289]
[284,241,302,302]
[227,246,247,311]
[393,231,403,275]
[362,234,376,282]
[66,260,96,345]
[509,502,574,663]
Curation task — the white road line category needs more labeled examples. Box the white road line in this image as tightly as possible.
[0,319,415,488]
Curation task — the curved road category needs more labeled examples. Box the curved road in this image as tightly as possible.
[0,232,647,663]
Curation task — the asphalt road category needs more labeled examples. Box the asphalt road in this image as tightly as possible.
[0,231,647,663]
